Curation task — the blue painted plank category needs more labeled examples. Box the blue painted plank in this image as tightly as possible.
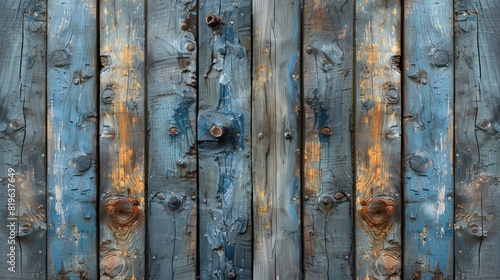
[0,0,47,278]
[252,0,302,278]
[46,0,98,278]
[198,0,253,278]
[147,0,197,278]
[403,1,454,278]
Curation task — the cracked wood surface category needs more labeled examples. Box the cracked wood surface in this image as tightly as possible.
[302,0,354,279]
[0,0,47,278]
[47,0,98,278]
[403,0,454,278]
[354,0,402,278]
[99,0,146,278]
[252,0,302,278]
[198,0,253,279]
[147,0,197,278]
[455,0,500,278]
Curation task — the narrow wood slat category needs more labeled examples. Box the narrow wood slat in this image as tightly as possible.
[147,0,197,278]
[252,0,301,278]
[99,0,146,278]
[0,0,47,278]
[354,0,402,278]
[47,0,98,278]
[198,0,253,278]
[302,0,354,278]
[455,0,500,278]
[403,0,454,278]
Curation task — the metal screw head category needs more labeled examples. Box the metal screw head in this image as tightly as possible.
[205,14,221,27]
[321,127,331,135]
[284,132,292,139]
[306,47,313,54]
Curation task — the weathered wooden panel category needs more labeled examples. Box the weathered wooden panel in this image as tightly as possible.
[0,0,46,278]
[403,1,454,278]
[302,0,354,278]
[455,0,500,278]
[198,0,253,279]
[46,0,98,279]
[354,0,402,278]
[252,0,301,278]
[99,0,146,278]
[147,0,197,278]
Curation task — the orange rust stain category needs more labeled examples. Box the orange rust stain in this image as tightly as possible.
[304,136,321,195]
[338,29,347,40]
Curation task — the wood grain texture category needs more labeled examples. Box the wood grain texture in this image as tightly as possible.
[99,0,146,278]
[302,0,354,278]
[198,0,253,279]
[252,0,301,278]
[403,1,454,279]
[455,0,500,278]
[354,0,402,278]
[147,0,197,278]
[0,0,46,278]
[46,0,98,278]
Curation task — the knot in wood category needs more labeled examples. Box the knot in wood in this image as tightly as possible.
[105,197,141,227]
[433,50,450,67]
[360,196,396,228]
[205,14,220,27]
[374,248,401,277]
[74,154,92,172]
[100,252,126,278]
[49,49,69,67]
[322,196,333,205]
[334,192,345,200]
[409,155,426,173]
[101,88,114,104]
[386,88,399,103]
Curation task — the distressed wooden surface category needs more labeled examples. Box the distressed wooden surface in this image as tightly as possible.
[46,0,98,278]
[198,0,253,279]
[302,0,354,278]
[252,0,301,278]
[147,0,197,278]
[403,1,454,279]
[455,0,500,278]
[99,0,146,278]
[0,0,47,278]
[354,0,402,278]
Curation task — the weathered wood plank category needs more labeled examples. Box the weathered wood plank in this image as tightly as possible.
[302,0,354,278]
[455,0,500,278]
[252,0,301,278]
[198,0,252,278]
[46,0,98,278]
[0,0,46,278]
[99,0,146,278]
[354,0,402,278]
[147,0,197,278]
[403,1,454,278]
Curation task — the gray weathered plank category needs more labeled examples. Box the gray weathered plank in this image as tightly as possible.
[46,0,98,278]
[354,0,402,278]
[302,0,354,278]
[147,0,197,278]
[198,0,253,279]
[403,1,454,278]
[0,0,47,278]
[252,0,301,278]
[99,0,146,278]
[455,0,500,278]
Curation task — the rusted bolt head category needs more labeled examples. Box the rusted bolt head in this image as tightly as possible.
[433,50,450,67]
[227,272,236,279]
[168,196,181,210]
[306,47,313,54]
[386,88,399,103]
[284,132,292,139]
[169,127,179,135]
[101,88,114,103]
[50,49,69,67]
[186,43,196,51]
[180,22,188,30]
[322,196,333,205]
[321,127,331,135]
[205,14,220,27]
[334,192,345,200]
[210,125,223,138]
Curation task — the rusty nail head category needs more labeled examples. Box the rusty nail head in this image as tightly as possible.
[180,23,188,30]
[206,14,220,27]
[334,193,345,200]
[258,132,264,139]
[191,195,196,200]
[284,132,292,139]
[321,127,331,135]
[227,272,236,279]
[169,127,179,135]
[306,47,313,54]
[210,125,223,138]
[186,43,195,51]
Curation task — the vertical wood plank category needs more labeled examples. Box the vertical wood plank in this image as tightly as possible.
[0,0,46,278]
[455,0,500,278]
[147,0,197,278]
[302,0,354,278]
[99,0,146,278]
[252,0,301,278]
[403,1,454,278]
[47,0,98,278]
[198,0,253,278]
[354,0,402,278]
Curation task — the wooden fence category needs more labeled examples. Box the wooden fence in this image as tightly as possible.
[0,0,499,279]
